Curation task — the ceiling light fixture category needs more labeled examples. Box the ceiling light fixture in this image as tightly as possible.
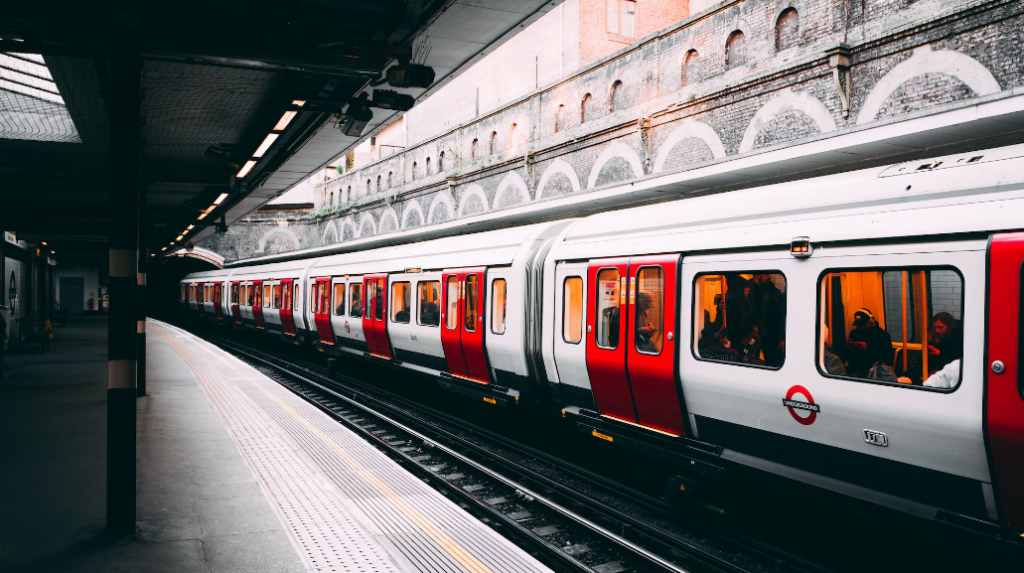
[236,160,257,178]
[214,193,229,205]
[161,247,167,251]
[186,224,195,230]
[273,111,296,131]
[292,100,306,106]
[176,235,184,241]
[41,241,47,245]
[252,133,278,158]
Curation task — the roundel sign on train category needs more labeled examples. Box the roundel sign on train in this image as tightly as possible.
[783,385,820,425]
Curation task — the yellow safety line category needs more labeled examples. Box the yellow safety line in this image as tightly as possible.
[150,321,494,573]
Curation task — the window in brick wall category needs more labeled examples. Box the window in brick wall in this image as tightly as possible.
[376,175,381,193]
[489,131,498,155]
[412,161,417,180]
[610,80,623,112]
[509,124,517,151]
[471,138,478,159]
[425,156,431,175]
[387,171,392,188]
[329,191,334,206]
[366,179,371,196]
[726,30,746,70]
[555,105,565,133]
[438,151,445,172]
[607,0,636,38]
[775,9,799,52]
[681,50,700,87]
[581,93,593,123]
[346,186,351,203]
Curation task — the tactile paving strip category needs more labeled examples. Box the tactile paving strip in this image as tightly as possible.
[149,321,553,573]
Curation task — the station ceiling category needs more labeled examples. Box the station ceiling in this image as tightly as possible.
[0,0,562,266]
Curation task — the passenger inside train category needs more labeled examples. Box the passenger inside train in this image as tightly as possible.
[350,284,363,318]
[693,272,787,368]
[818,268,964,389]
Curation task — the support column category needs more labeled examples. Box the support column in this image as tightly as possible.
[107,54,142,535]
[137,185,147,397]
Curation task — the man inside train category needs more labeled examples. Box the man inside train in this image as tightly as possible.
[421,302,439,326]
[351,292,363,318]
[845,308,893,378]
[750,273,786,367]
[635,291,659,353]
[927,312,963,373]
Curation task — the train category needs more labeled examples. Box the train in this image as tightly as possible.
[180,142,1024,542]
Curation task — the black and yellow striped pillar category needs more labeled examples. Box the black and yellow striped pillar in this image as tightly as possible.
[107,54,142,535]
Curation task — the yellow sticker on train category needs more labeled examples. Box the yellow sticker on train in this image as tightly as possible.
[482,397,497,404]
[592,430,613,442]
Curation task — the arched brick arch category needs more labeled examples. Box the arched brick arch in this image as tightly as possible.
[738,89,836,153]
[401,200,425,229]
[457,184,489,217]
[378,207,400,235]
[536,158,582,197]
[320,221,338,245]
[856,46,1000,126]
[427,192,455,224]
[653,120,726,172]
[492,171,531,209]
[586,141,644,188]
[356,212,376,237]
[255,227,302,253]
[340,217,357,241]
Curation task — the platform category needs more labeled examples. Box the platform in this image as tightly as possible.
[0,315,553,572]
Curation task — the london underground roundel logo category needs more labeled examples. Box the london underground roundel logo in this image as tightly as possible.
[783,385,820,426]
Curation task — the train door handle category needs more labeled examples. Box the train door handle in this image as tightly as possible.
[667,332,674,341]
[992,360,1005,374]
[587,325,592,333]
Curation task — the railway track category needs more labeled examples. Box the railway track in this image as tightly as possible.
[200,329,833,573]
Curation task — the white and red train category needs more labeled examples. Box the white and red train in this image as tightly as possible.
[181,143,1024,541]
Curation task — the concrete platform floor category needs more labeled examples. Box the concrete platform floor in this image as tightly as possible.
[0,316,305,572]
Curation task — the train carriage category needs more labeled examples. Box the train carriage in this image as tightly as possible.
[179,142,1024,539]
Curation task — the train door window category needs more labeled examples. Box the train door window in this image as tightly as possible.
[282,283,291,311]
[445,276,459,330]
[491,279,507,335]
[375,278,385,321]
[273,284,282,309]
[563,277,583,344]
[322,282,332,315]
[349,283,364,318]
[182,285,187,301]
[693,272,787,368]
[392,282,411,323]
[595,269,621,349]
[818,267,963,390]
[294,283,301,311]
[418,281,440,327]
[263,284,272,308]
[465,274,479,332]
[333,283,346,315]
[635,267,664,355]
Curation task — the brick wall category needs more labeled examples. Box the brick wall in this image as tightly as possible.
[202,0,1024,263]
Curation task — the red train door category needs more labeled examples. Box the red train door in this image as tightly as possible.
[363,274,392,358]
[440,268,491,383]
[253,280,265,329]
[585,256,687,435]
[281,279,296,335]
[586,258,634,422]
[314,277,334,344]
[986,232,1024,531]
[625,255,685,435]
[231,281,242,324]
[214,282,224,320]
[441,272,469,378]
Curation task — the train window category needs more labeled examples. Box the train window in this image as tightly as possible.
[323,282,332,315]
[254,284,261,308]
[349,283,363,318]
[445,276,458,330]
[263,284,272,308]
[818,267,963,390]
[693,272,787,368]
[375,278,385,321]
[294,283,301,311]
[418,281,440,327]
[595,269,621,349]
[282,283,291,311]
[392,282,411,323]
[563,277,583,344]
[182,285,187,301]
[273,284,282,309]
[310,282,317,313]
[635,267,664,355]
[491,279,507,335]
[465,275,479,332]
[333,283,346,315]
